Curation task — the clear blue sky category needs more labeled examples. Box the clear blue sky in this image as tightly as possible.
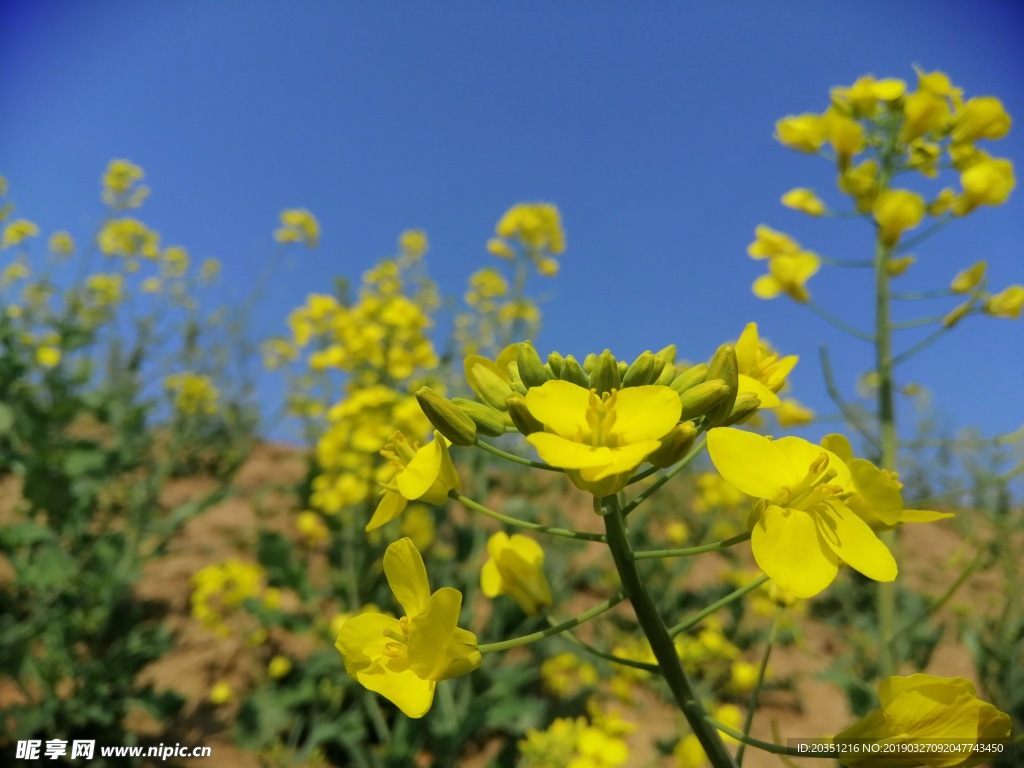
[2,2,1022,451]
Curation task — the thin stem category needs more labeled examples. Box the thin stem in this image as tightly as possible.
[478,594,625,653]
[819,257,875,268]
[551,620,660,673]
[891,288,956,300]
[805,301,876,342]
[621,437,707,517]
[891,315,947,330]
[704,718,809,758]
[911,460,1024,504]
[894,215,952,252]
[627,464,662,484]
[669,575,769,637]
[450,490,606,542]
[889,325,950,367]
[736,606,782,767]
[475,438,562,471]
[818,346,880,452]
[634,531,751,560]
[602,496,738,768]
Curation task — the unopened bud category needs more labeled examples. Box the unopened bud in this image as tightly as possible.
[507,395,544,435]
[703,345,739,426]
[942,301,972,328]
[678,380,731,421]
[559,355,590,388]
[654,362,677,387]
[506,361,529,395]
[468,360,514,411]
[588,350,620,395]
[654,344,677,365]
[547,351,565,378]
[720,393,761,426]
[582,353,598,374]
[416,387,477,446]
[616,360,629,379]
[452,397,507,437]
[646,421,698,468]
[670,363,709,395]
[517,342,550,388]
[622,351,665,387]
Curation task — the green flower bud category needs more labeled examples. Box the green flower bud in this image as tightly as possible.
[646,421,698,468]
[654,362,677,387]
[622,351,665,387]
[582,352,598,374]
[506,361,529,396]
[507,394,545,435]
[416,387,477,446]
[670,364,709,395]
[559,355,589,388]
[588,350,620,395]
[616,360,629,379]
[678,380,731,421]
[547,351,565,378]
[720,393,761,427]
[655,344,677,365]
[452,397,507,437]
[702,345,739,426]
[517,341,550,388]
[469,361,514,411]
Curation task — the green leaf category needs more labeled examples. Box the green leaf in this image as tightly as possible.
[0,402,14,435]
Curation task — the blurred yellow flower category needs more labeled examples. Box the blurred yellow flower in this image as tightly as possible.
[480,532,552,615]
[951,96,1011,143]
[2,219,40,249]
[47,231,75,255]
[776,398,815,426]
[780,188,825,216]
[956,157,1015,212]
[267,656,292,679]
[747,225,800,259]
[950,261,987,294]
[274,208,319,248]
[752,251,820,302]
[209,681,234,706]
[873,189,925,246]
[35,346,62,369]
[775,113,828,153]
[984,285,1024,319]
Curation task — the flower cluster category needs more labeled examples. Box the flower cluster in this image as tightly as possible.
[488,202,566,276]
[190,559,272,638]
[165,371,220,415]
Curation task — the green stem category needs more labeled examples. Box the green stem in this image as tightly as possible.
[704,718,811,758]
[601,496,738,768]
[550,621,660,673]
[819,257,875,268]
[627,464,662,484]
[889,325,951,367]
[449,490,605,542]
[475,438,562,471]
[633,531,751,560]
[736,606,782,767]
[805,301,875,342]
[891,288,955,300]
[621,437,707,517]
[477,594,624,653]
[894,215,952,252]
[818,346,880,451]
[669,575,769,637]
[891,315,947,330]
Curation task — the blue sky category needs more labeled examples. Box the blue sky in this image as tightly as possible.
[2,1,1023,454]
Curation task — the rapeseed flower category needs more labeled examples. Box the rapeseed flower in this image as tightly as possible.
[751,251,820,302]
[781,188,826,216]
[366,431,459,531]
[707,428,897,598]
[524,380,681,497]
[335,538,480,718]
[480,532,552,615]
[734,322,797,408]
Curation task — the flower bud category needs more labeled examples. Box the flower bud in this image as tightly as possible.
[622,351,665,387]
[646,421,698,468]
[702,345,739,426]
[467,360,514,411]
[416,387,477,446]
[588,350,620,395]
[506,361,529,395]
[506,394,545,435]
[654,362,677,386]
[452,397,507,437]
[546,351,565,378]
[655,344,677,366]
[678,380,731,422]
[517,342,550,388]
[616,360,629,379]
[559,355,589,388]
[582,353,598,374]
[942,301,972,328]
[719,393,762,426]
[670,363,709,394]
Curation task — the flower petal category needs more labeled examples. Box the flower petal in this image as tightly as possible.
[407,586,461,679]
[737,374,781,409]
[357,666,435,718]
[610,385,682,443]
[525,380,591,439]
[735,323,759,374]
[335,612,403,673]
[527,432,615,469]
[775,436,853,488]
[396,435,445,500]
[581,441,661,480]
[751,504,838,598]
[707,428,794,499]
[384,537,431,617]
[366,491,407,532]
[816,501,898,583]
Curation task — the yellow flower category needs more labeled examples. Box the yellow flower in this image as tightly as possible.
[707,428,897,598]
[951,96,1011,143]
[747,225,800,259]
[751,252,820,303]
[834,674,1011,768]
[831,75,906,115]
[400,503,436,551]
[984,285,1024,319]
[524,380,681,497]
[102,159,148,208]
[2,219,40,249]
[873,189,925,246]
[48,231,75,255]
[900,90,951,142]
[839,159,880,211]
[913,67,962,99]
[398,229,428,258]
[734,322,798,408]
[335,538,481,718]
[780,188,825,216]
[776,398,814,427]
[366,431,460,531]
[165,372,219,415]
[296,511,330,545]
[267,656,292,679]
[495,203,566,254]
[97,217,159,258]
[209,681,234,705]
[274,208,319,248]
[950,261,987,294]
[825,110,865,161]
[486,237,515,259]
[729,660,760,692]
[956,157,1015,212]
[480,532,552,615]
[35,346,62,369]
[887,255,916,276]
[775,113,828,153]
